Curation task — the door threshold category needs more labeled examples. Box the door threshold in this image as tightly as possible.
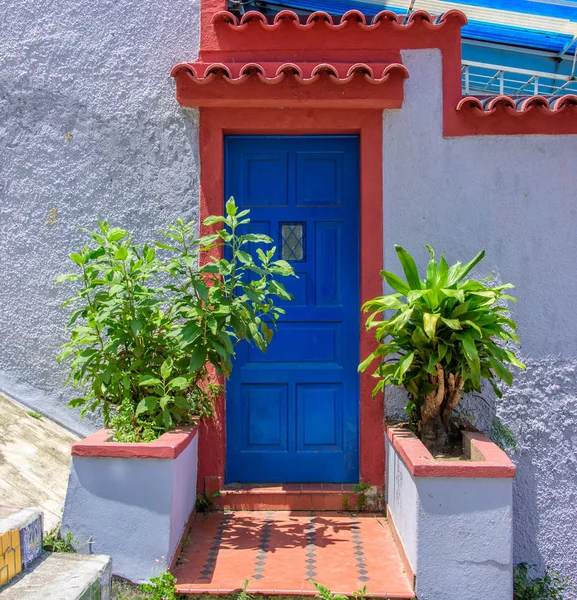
[218,483,358,511]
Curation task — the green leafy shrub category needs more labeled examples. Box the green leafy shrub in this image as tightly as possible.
[139,571,178,600]
[57,197,294,442]
[514,563,573,600]
[42,524,76,553]
[359,245,525,450]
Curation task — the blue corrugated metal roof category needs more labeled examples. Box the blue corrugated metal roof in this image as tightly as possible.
[252,0,577,53]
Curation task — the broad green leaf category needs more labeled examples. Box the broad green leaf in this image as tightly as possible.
[139,375,162,387]
[160,358,173,380]
[381,270,410,296]
[398,351,415,381]
[225,196,237,216]
[69,253,84,267]
[189,348,207,372]
[114,247,128,261]
[488,357,513,386]
[457,249,485,281]
[168,376,190,391]
[423,313,440,338]
[394,245,421,290]
[55,273,80,284]
[441,317,462,330]
[441,288,465,303]
[203,215,227,226]
[136,396,159,416]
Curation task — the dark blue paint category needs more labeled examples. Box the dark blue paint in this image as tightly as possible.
[225,135,360,483]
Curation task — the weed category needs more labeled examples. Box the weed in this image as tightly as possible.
[196,490,221,513]
[42,524,76,553]
[237,578,254,600]
[139,571,178,600]
[353,482,371,511]
[27,411,43,420]
[341,496,350,511]
[514,563,573,600]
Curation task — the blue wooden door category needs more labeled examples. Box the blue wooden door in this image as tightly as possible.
[225,135,360,483]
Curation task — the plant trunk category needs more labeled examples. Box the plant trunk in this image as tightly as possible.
[421,413,448,453]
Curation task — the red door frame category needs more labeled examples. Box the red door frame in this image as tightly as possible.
[197,106,385,491]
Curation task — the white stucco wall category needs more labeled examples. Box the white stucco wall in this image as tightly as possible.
[384,49,577,592]
[0,0,201,434]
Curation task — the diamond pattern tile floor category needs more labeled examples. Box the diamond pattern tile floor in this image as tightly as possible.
[173,511,414,598]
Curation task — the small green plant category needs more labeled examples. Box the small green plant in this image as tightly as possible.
[57,197,294,442]
[359,245,525,452]
[341,496,350,511]
[42,524,76,553]
[489,416,517,453]
[27,411,43,420]
[313,580,349,600]
[196,490,221,513]
[514,563,573,600]
[353,482,371,511]
[237,579,254,600]
[139,571,178,600]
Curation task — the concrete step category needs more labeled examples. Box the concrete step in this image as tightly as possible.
[0,552,112,600]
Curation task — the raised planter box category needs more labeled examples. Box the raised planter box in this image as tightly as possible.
[62,425,198,582]
[385,425,515,600]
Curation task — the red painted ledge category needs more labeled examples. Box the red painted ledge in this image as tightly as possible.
[385,424,516,478]
[72,425,198,460]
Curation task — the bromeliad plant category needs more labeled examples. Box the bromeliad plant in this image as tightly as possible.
[57,197,294,442]
[359,245,525,451]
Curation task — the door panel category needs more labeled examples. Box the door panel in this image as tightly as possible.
[225,135,360,483]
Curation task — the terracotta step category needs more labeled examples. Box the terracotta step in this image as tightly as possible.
[217,484,362,511]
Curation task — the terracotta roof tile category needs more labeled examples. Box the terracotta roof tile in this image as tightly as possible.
[211,8,468,31]
[457,94,577,113]
[170,61,409,85]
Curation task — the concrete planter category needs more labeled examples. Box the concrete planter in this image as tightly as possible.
[62,425,198,582]
[385,425,515,600]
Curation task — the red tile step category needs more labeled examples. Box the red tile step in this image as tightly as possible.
[216,483,363,511]
[173,511,415,598]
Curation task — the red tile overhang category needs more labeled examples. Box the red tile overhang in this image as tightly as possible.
[171,9,469,109]
[171,61,409,108]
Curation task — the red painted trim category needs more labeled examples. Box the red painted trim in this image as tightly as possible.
[385,425,516,478]
[197,107,384,489]
[189,0,577,141]
[72,425,198,460]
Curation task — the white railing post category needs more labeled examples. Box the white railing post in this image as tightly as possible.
[464,64,470,95]
[499,70,504,95]
[534,76,539,96]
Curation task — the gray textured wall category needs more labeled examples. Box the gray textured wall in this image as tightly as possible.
[0,0,201,434]
[384,49,577,592]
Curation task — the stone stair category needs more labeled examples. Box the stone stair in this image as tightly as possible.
[0,505,111,599]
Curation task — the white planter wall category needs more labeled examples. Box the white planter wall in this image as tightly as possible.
[62,427,198,582]
[386,428,515,600]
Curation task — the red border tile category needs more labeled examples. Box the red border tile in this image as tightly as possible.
[385,425,516,478]
[72,425,198,459]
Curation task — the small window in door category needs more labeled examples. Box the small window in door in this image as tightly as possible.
[280,222,306,262]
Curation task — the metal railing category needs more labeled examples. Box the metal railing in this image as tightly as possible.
[462,60,577,96]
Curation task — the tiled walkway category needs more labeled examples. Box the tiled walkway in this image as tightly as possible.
[173,512,414,598]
